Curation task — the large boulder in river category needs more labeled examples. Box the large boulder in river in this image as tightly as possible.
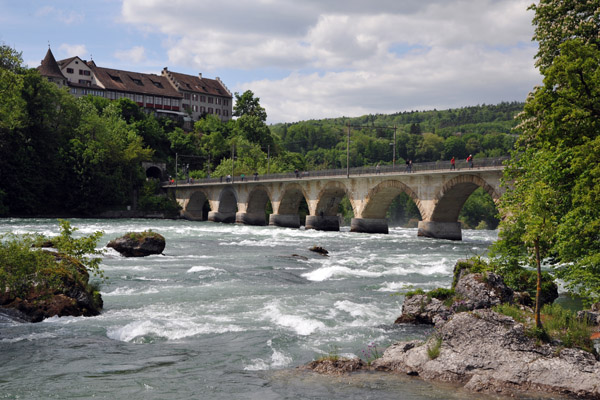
[107,231,165,257]
[0,252,103,323]
[373,309,600,398]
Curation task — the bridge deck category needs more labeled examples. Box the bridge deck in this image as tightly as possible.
[163,156,507,187]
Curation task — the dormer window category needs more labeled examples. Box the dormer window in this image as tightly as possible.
[109,73,122,83]
[130,76,143,86]
[149,79,163,88]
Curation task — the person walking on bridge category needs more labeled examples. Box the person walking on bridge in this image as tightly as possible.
[450,156,456,170]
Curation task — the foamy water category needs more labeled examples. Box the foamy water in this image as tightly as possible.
[0,218,503,400]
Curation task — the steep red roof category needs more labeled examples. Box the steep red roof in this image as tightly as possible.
[163,69,231,98]
[88,63,182,98]
[37,48,66,80]
[56,56,78,68]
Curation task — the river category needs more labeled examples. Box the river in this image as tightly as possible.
[0,218,548,399]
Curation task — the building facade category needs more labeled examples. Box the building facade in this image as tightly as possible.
[37,48,233,125]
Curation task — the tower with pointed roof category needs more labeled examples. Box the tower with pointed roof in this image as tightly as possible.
[37,48,67,87]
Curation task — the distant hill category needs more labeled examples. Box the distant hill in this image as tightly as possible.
[270,101,524,168]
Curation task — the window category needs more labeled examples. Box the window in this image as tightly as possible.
[223,110,228,116]
[224,99,229,106]
[208,97,214,104]
[208,107,213,114]
[136,94,143,102]
[192,94,198,101]
[184,93,190,100]
[107,91,115,100]
[216,109,221,115]
[70,88,77,94]
[130,77,143,86]
[200,95,206,102]
[155,97,163,105]
[145,95,153,104]
[172,99,179,107]
[164,98,171,106]
[78,79,91,86]
[67,68,74,74]
[217,98,222,105]
[200,106,205,113]
[109,74,123,83]
[192,105,198,112]
[79,69,91,76]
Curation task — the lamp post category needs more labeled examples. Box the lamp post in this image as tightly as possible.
[346,123,350,178]
[231,144,235,183]
[390,125,397,170]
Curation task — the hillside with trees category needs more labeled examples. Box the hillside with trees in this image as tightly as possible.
[0,43,522,228]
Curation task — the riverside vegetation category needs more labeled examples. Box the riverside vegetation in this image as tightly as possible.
[0,220,105,321]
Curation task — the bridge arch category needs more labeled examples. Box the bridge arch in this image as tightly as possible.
[238,185,273,226]
[207,186,238,224]
[218,186,238,214]
[269,183,309,229]
[430,174,500,223]
[247,185,272,215]
[184,189,211,220]
[277,183,309,215]
[361,180,424,220]
[315,181,352,216]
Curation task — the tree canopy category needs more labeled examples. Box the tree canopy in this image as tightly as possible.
[492,0,600,306]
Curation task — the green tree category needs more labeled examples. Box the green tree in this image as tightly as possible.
[233,90,267,122]
[493,0,600,306]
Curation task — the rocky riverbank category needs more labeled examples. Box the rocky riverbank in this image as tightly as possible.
[0,252,103,323]
[303,261,600,399]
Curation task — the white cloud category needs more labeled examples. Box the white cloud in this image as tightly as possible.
[58,44,88,58]
[36,6,84,25]
[120,0,540,123]
[114,46,147,64]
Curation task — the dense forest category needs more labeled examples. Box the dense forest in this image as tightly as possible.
[0,44,522,228]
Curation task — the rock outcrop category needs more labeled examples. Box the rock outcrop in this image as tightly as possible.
[396,271,514,327]
[373,309,600,398]
[107,231,166,257]
[0,252,103,323]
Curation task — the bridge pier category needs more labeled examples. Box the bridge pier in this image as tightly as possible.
[235,212,266,226]
[418,221,462,241]
[269,214,300,229]
[305,215,339,231]
[208,211,236,224]
[350,218,389,234]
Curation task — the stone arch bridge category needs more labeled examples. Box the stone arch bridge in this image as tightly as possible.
[164,159,506,240]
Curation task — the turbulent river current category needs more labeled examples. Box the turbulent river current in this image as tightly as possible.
[0,218,508,399]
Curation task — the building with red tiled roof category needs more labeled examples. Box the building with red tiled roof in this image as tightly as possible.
[162,68,232,121]
[37,48,233,126]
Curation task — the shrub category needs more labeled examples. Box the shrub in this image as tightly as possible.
[427,336,442,359]
[494,303,594,353]
[137,180,181,216]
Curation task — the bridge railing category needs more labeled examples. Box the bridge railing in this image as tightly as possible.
[163,156,509,186]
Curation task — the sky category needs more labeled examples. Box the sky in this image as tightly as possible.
[0,0,541,124]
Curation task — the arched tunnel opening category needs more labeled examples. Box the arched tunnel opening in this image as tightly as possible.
[146,166,163,180]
